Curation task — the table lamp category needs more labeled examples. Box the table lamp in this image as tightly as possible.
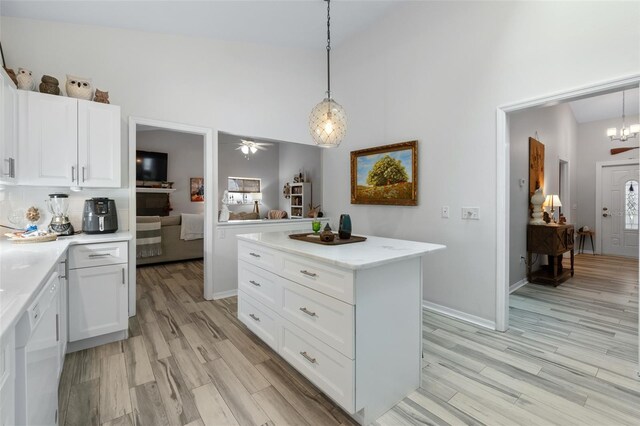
[543,194,562,224]
[252,192,263,216]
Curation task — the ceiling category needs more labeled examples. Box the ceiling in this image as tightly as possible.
[0,1,399,49]
[568,88,640,124]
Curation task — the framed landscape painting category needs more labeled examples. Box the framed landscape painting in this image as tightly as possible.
[350,140,418,206]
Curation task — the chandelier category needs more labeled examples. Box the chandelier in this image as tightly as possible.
[309,0,347,148]
[607,91,639,142]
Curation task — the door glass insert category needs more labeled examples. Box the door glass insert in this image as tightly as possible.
[625,180,638,230]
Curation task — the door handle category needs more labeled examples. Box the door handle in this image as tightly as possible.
[299,307,317,317]
[249,313,260,322]
[82,166,86,182]
[56,313,59,342]
[602,213,609,217]
[71,166,75,182]
[249,252,261,258]
[299,351,317,364]
[122,268,126,285]
[249,280,261,287]
[300,270,317,278]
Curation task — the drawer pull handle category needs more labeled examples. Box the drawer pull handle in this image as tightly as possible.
[88,253,111,258]
[300,270,317,278]
[249,313,260,322]
[299,307,317,317]
[249,252,261,258]
[300,351,317,364]
[249,280,261,287]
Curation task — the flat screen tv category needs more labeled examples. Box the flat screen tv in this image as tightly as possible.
[136,150,168,182]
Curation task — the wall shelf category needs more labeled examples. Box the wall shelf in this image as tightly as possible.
[136,187,176,194]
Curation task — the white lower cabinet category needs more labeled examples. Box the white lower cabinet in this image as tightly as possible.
[0,328,15,426]
[68,243,128,342]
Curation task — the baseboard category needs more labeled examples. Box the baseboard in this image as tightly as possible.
[213,289,238,300]
[67,330,128,353]
[422,300,495,330]
[509,278,528,294]
[577,250,595,255]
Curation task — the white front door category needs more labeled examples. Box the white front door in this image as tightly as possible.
[601,163,639,258]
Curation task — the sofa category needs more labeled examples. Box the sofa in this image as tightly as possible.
[136,215,204,266]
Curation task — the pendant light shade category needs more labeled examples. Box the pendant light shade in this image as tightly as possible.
[310,97,347,147]
[309,0,346,148]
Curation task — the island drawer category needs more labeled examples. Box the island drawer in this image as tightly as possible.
[281,278,354,358]
[238,260,280,311]
[281,254,354,304]
[238,241,280,274]
[280,319,354,413]
[238,291,279,351]
[69,241,128,269]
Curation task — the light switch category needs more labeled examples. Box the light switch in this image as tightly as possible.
[441,206,450,218]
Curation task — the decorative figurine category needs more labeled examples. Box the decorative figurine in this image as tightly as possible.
[529,188,545,225]
[39,75,61,95]
[16,68,35,90]
[320,223,335,242]
[219,190,230,222]
[65,74,93,100]
[93,89,110,104]
[4,67,18,86]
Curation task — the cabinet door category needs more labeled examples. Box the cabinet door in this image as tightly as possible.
[68,264,128,341]
[77,100,121,187]
[0,70,18,184]
[19,91,78,186]
[0,328,15,426]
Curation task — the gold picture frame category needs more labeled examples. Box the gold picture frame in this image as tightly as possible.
[350,140,418,206]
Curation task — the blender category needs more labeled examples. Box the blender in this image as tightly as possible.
[46,193,75,236]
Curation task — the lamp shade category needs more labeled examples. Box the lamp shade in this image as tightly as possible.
[630,124,640,134]
[309,98,347,148]
[543,194,562,208]
[252,192,263,201]
[607,128,617,137]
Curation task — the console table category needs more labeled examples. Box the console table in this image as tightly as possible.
[527,224,575,286]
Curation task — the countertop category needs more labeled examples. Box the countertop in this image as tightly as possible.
[0,231,132,339]
[217,217,329,227]
[237,231,445,270]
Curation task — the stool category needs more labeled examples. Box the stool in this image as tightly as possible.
[577,230,595,255]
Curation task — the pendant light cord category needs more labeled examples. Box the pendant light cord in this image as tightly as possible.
[622,91,626,127]
[326,0,331,99]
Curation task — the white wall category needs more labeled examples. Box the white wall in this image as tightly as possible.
[136,129,204,215]
[326,1,640,323]
[576,116,640,232]
[508,103,578,286]
[278,142,322,213]
[218,133,280,217]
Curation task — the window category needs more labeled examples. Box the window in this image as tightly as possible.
[625,180,638,230]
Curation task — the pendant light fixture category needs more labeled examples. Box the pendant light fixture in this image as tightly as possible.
[607,91,640,142]
[309,0,346,148]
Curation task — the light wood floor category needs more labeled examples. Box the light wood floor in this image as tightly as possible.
[59,254,639,426]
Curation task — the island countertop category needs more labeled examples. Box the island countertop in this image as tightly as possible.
[237,231,445,270]
[0,231,132,339]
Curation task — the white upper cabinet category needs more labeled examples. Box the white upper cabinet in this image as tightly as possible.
[78,100,121,187]
[19,91,78,186]
[0,68,18,184]
[18,90,121,188]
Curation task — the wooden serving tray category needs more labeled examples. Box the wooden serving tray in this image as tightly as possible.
[5,232,58,244]
[289,232,366,245]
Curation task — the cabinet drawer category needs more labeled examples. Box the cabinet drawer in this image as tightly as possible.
[238,241,280,274]
[238,291,278,351]
[238,260,280,311]
[281,254,354,304]
[281,278,354,358]
[280,320,354,412]
[69,241,128,269]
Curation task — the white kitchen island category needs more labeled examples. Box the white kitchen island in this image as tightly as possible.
[236,231,445,424]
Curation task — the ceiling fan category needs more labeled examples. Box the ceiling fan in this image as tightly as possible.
[236,139,273,155]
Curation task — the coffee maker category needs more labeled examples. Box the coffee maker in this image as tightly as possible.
[46,193,75,236]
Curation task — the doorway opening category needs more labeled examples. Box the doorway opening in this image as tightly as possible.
[127,117,216,316]
[496,74,640,374]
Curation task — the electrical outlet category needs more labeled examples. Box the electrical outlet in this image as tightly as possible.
[462,207,480,220]
[441,206,450,218]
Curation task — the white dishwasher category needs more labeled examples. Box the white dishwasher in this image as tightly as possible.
[15,271,61,426]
